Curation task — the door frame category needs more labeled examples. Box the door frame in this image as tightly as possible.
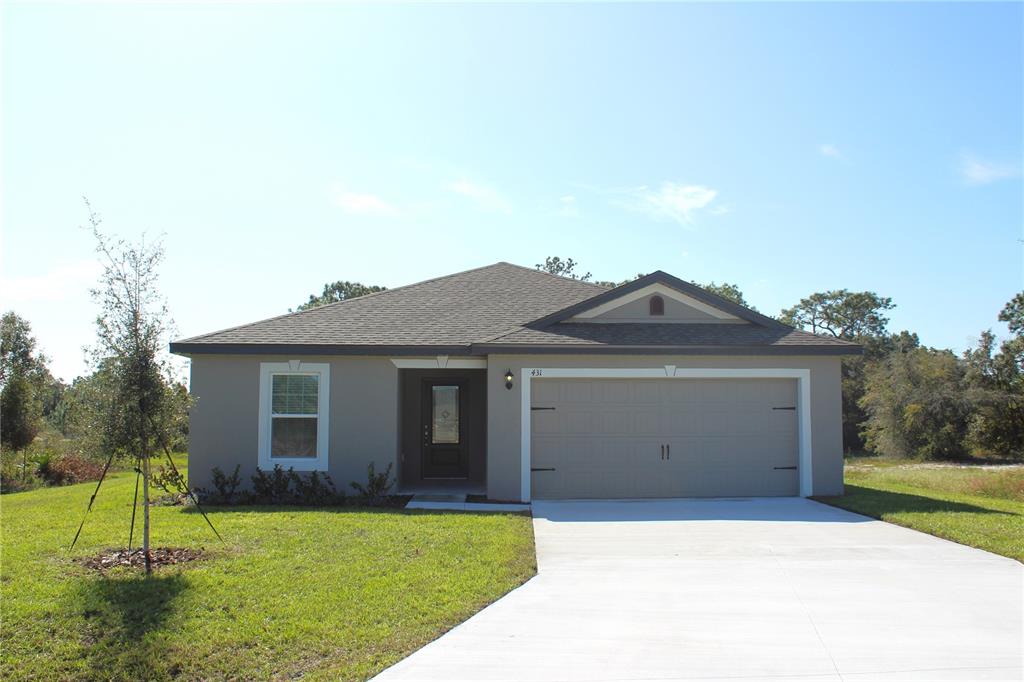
[396,367,487,489]
[520,367,813,501]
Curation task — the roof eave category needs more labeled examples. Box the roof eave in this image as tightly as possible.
[168,342,477,357]
[471,343,863,356]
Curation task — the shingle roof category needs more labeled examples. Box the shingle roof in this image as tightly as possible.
[170,262,608,353]
[170,262,861,356]
[476,323,860,355]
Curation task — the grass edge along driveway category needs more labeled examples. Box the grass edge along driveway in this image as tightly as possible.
[0,467,537,681]
[814,464,1023,563]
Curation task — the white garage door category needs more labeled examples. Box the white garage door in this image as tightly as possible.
[530,378,799,499]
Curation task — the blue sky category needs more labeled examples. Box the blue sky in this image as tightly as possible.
[2,2,1021,381]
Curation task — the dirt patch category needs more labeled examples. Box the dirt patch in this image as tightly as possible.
[81,547,205,573]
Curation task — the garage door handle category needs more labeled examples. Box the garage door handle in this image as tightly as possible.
[773,406,796,411]
[531,407,556,411]
[774,466,797,470]
[660,444,664,460]
[531,467,556,472]
[666,444,670,460]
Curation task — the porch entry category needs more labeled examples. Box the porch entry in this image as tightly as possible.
[399,369,487,490]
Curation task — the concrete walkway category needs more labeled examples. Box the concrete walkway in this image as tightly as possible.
[373,498,1023,681]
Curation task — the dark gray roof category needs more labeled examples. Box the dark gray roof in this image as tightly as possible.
[170,262,608,354]
[170,262,861,356]
[475,323,859,355]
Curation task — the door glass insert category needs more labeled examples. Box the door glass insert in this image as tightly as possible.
[431,385,459,444]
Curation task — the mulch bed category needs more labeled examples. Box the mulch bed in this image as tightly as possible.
[380,494,413,508]
[81,547,205,573]
[465,494,524,505]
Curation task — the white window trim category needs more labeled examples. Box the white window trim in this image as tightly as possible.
[520,367,813,502]
[258,361,330,471]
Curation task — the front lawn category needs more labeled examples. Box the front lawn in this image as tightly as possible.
[0,460,536,681]
[815,459,1024,562]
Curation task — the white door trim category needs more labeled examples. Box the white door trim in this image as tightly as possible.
[520,367,814,501]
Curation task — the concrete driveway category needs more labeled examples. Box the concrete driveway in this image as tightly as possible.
[374,498,1023,681]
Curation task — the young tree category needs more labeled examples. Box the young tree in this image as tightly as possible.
[84,201,187,573]
[294,281,386,311]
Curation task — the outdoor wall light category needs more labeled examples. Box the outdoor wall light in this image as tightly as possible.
[504,369,514,390]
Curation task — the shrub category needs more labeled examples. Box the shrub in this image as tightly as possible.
[152,464,187,495]
[37,454,105,486]
[201,465,350,506]
[251,465,294,504]
[292,470,340,506]
[350,462,394,505]
[201,465,242,504]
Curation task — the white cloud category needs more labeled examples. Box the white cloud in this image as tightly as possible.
[0,260,103,305]
[558,194,579,218]
[709,204,732,216]
[960,154,1020,186]
[818,143,843,160]
[446,179,511,214]
[330,185,400,216]
[620,182,720,225]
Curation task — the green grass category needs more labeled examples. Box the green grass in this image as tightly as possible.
[0,458,536,681]
[816,461,1024,562]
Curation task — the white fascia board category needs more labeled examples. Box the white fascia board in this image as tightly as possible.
[390,358,488,369]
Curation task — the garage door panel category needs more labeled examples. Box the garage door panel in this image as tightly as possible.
[532,380,561,404]
[531,378,799,499]
[597,410,633,435]
[598,380,630,403]
[563,410,596,434]
[564,381,595,403]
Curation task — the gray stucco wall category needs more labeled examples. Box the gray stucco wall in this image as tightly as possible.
[188,354,399,492]
[486,354,844,502]
[189,352,844,501]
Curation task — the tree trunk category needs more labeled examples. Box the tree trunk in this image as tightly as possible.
[142,453,152,574]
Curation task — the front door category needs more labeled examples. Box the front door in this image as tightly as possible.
[420,380,468,479]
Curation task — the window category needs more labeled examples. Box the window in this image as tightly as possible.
[649,295,665,316]
[271,375,319,457]
[258,362,329,471]
[431,385,460,444]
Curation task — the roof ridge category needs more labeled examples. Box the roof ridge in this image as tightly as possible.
[495,261,613,292]
[175,262,513,344]
[473,325,528,344]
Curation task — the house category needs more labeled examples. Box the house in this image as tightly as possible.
[170,263,860,501]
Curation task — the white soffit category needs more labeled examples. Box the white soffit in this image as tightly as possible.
[391,358,488,369]
[570,283,740,321]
